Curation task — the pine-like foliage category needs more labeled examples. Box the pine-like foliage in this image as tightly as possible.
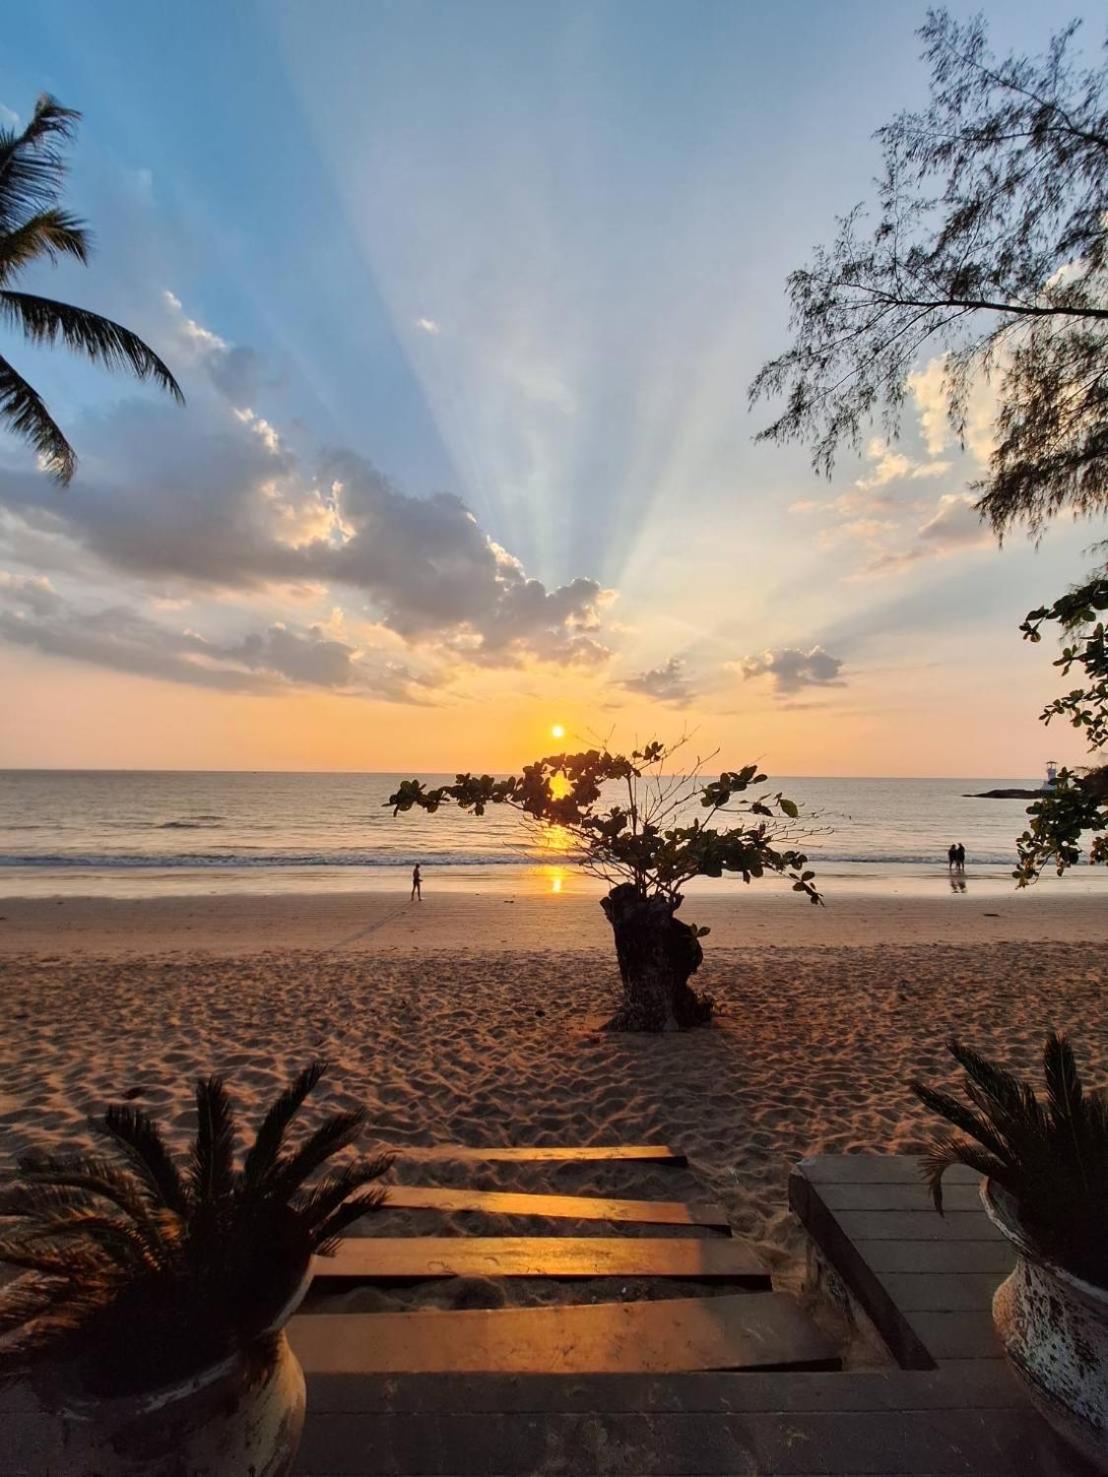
[0,95,182,481]
[912,1033,1108,1286]
[0,1062,390,1397]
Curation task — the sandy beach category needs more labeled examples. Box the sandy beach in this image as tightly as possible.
[1,885,1106,1346]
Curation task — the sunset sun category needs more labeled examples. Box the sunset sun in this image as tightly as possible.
[551,724,565,740]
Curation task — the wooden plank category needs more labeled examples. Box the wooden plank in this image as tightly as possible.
[857,1239,1015,1276]
[798,1155,979,1187]
[315,1235,768,1285]
[382,1184,731,1229]
[290,1292,839,1376]
[294,1406,1094,1475]
[876,1272,1002,1313]
[389,1143,687,1166]
[300,1363,1031,1417]
[817,1181,981,1213]
[834,1209,1004,1242]
[906,1309,1003,1361]
[789,1167,935,1371]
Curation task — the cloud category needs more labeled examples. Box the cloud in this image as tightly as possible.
[415,317,441,335]
[907,355,997,464]
[0,103,21,130]
[737,645,846,695]
[854,438,951,492]
[0,574,439,701]
[620,656,690,705]
[906,359,950,457]
[0,571,61,616]
[862,494,992,574]
[0,380,613,675]
[162,290,264,405]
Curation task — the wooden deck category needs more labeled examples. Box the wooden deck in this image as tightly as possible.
[380,1183,732,1228]
[5,1153,1097,1474]
[787,1153,1012,1370]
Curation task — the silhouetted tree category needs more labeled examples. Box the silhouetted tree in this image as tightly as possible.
[389,741,820,1031]
[0,96,182,482]
[1015,576,1108,882]
[751,11,1108,880]
[750,10,1108,538]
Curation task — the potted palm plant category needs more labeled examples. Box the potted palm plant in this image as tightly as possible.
[912,1034,1108,1471]
[0,1061,391,1476]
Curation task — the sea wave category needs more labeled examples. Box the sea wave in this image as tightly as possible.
[0,849,569,869]
[0,847,1021,870]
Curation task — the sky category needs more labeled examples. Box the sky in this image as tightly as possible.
[0,0,1103,776]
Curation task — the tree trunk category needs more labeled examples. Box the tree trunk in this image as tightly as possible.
[599,884,713,1031]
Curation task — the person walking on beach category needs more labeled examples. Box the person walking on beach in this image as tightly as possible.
[410,863,422,902]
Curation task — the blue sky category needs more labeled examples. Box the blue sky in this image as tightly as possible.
[0,2,1102,773]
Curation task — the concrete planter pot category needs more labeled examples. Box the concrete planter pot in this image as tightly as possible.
[983,1179,1108,1473]
[44,1269,311,1477]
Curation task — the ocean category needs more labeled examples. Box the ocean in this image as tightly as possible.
[0,769,1100,899]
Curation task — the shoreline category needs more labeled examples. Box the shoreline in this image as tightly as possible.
[1,885,1106,955]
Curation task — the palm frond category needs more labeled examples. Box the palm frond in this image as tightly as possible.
[190,1076,235,1205]
[0,291,183,402]
[0,208,88,282]
[243,1060,328,1188]
[92,1105,188,1213]
[268,1110,367,1200]
[0,96,81,231]
[0,351,75,481]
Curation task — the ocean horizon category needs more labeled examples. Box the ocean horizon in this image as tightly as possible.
[1,768,1100,900]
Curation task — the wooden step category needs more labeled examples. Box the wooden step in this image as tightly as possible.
[290,1292,839,1375]
[387,1143,686,1165]
[381,1185,730,1230]
[314,1236,768,1285]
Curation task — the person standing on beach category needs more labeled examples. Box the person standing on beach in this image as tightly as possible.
[411,863,422,901]
[947,843,958,870]
[955,843,966,871]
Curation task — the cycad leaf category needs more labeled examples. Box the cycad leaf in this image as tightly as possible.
[910,1081,1011,1164]
[243,1060,327,1187]
[293,1155,393,1235]
[270,1110,367,1200]
[918,1134,1008,1213]
[1043,1031,1083,1131]
[191,1076,235,1204]
[92,1104,187,1212]
[313,1189,390,1255]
